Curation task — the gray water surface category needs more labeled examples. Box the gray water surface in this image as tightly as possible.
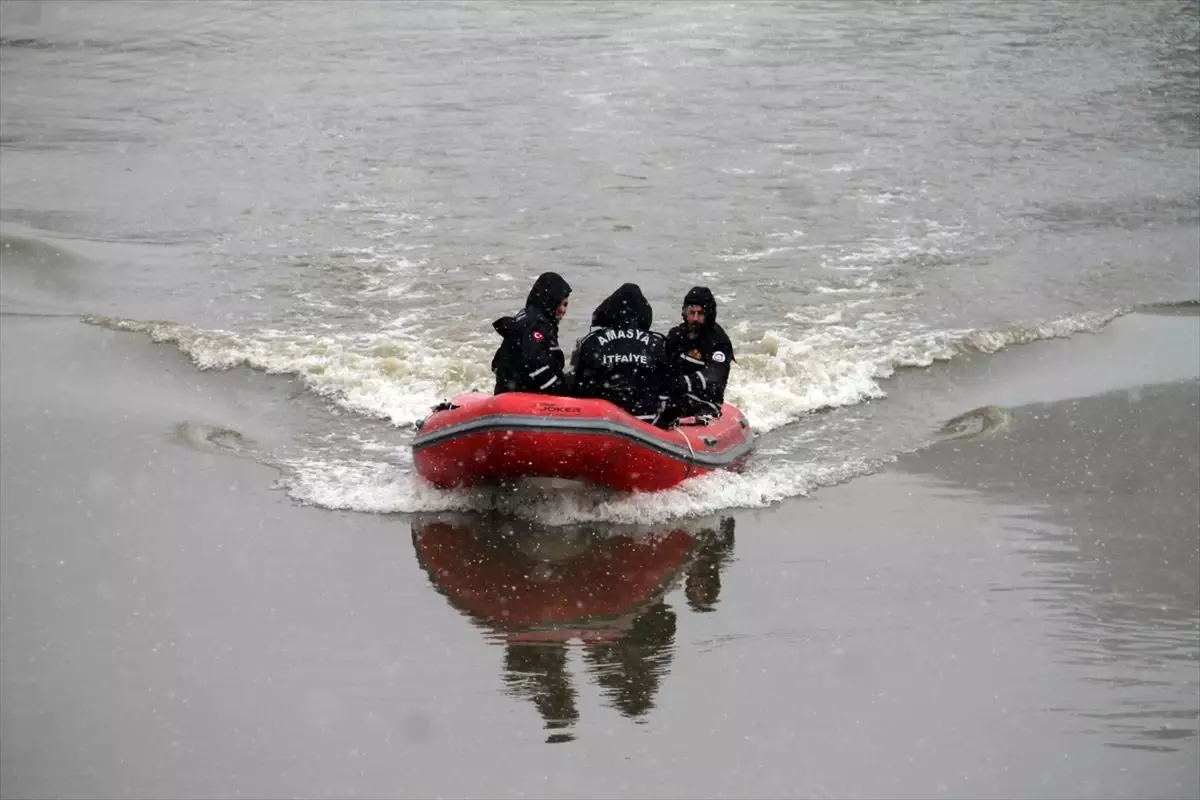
[2,2,1198,797]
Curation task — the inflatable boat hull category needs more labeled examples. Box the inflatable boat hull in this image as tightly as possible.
[411,392,754,492]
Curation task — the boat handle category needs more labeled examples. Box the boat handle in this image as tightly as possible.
[674,427,696,478]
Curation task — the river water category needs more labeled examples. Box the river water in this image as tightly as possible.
[1,1,1197,797]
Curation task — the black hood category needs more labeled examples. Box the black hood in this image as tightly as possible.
[591,283,653,330]
[492,315,520,337]
[682,286,717,326]
[525,272,572,319]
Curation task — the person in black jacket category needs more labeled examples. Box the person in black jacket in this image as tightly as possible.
[570,283,671,425]
[491,271,572,395]
[663,286,735,419]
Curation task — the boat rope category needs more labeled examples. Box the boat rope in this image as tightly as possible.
[675,427,696,479]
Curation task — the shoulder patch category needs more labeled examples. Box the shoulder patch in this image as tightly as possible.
[712,351,726,363]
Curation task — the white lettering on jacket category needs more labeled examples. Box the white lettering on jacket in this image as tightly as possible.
[597,328,651,346]
[602,353,650,365]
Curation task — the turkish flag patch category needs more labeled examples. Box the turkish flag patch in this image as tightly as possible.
[532,331,544,341]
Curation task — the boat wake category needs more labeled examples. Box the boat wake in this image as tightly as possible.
[83,304,1133,523]
[273,451,887,527]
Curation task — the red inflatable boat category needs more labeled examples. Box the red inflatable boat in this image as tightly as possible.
[411,392,754,492]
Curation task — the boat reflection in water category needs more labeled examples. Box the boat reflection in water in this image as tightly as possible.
[410,513,736,743]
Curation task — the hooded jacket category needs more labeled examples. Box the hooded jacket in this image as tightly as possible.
[569,283,670,424]
[664,286,735,417]
[491,272,572,395]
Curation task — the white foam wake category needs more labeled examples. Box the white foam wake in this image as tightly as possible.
[275,455,889,526]
[83,305,1127,521]
[83,314,494,427]
[726,307,1124,431]
[84,306,1126,436]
